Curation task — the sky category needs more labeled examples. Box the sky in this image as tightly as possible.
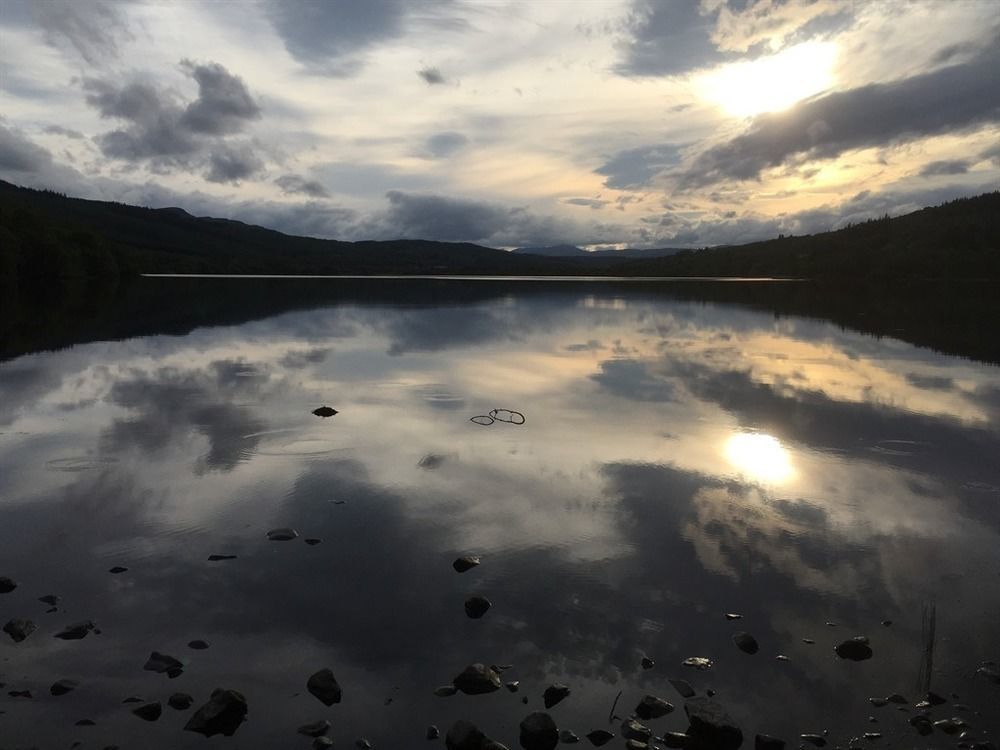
[0,0,998,250]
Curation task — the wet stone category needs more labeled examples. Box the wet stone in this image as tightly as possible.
[625,741,648,750]
[835,636,873,661]
[453,663,502,695]
[50,679,79,696]
[869,697,889,708]
[755,734,785,750]
[267,527,298,541]
[3,618,36,643]
[976,662,1000,683]
[934,718,963,734]
[9,690,32,698]
[465,596,492,619]
[453,555,481,573]
[54,620,96,640]
[733,632,759,655]
[622,719,652,741]
[560,729,580,743]
[132,702,162,721]
[635,694,674,720]
[188,639,210,650]
[641,656,655,670]
[39,594,59,605]
[427,725,440,740]
[669,678,696,698]
[661,732,690,748]
[304,538,322,545]
[0,577,16,593]
[299,719,332,737]
[307,668,342,706]
[684,697,743,750]
[886,693,907,704]
[314,739,335,750]
[312,406,338,418]
[800,734,826,747]
[357,739,373,749]
[446,720,487,750]
[434,685,458,697]
[909,715,933,736]
[585,730,614,747]
[168,692,194,710]
[725,613,743,620]
[506,680,520,692]
[108,566,128,574]
[543,683,570,708]
[520,712,559,750]
[184,688,248,737]
[144,651,184,675]
[863,732,881,740]
[682,657,713,670]
[208,554,237,561]
[925,691,947,705]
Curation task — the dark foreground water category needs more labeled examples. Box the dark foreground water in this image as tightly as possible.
[1,279,998,749]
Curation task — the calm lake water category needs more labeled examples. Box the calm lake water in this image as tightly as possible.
[1,279,999,749]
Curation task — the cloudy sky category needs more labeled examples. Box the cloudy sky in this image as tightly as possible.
[1,0,998,249]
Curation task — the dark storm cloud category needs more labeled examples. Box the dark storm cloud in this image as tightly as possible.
[275,174,331,198]
[417,66,446,85]
[679,42,1000,187]
[596,143,682,189]
[205,143,264,183]
[919,159,970,177]
[379,190,507,241]
[425,130,467,157]
[0,122,54,171]
[615,0,727,77]
[179,60,262,135]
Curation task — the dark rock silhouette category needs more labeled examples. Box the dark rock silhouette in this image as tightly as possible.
[50,679,79,696]
[465,596,492,619]
[307,668,342,705]
[635,694,674,719]
[453,663,502,695]
[733,632,759,655]
[3,618,36,643]
[184,688,248,737]
[453,555,481,572]
[834,636,873,661]
[519,712,558,750]
[169,692,194,710]
[312,406,338,418]
[132,701,162,721]
[0,576,16,593]
[53,620,96,640]
[684,697,743,750]
[542,683,570,708]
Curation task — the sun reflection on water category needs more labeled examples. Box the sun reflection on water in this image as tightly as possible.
[724,431,794,484]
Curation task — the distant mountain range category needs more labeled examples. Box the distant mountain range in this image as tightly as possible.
[1,180,997,280]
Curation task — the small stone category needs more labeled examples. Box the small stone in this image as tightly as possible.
[635,694,674,720]
[733,632,759,655]
[144,651,183,675]
[684,697,743,750]
[625,742,647,750]
[465,596,492,619]
[886,693,907,704]
[50,679,79,696]
[184,688,248,737]
[76,719,96,726]
[267,527,298,541]
[188,639,210,650]
[585,730,614,747]
[909,715,933,736]
[559,729,580,743]
[54,620,96,640]
[775,654,790,661]
[304,538,322,545]
[132,702,162,721]
[925,691,947,705]
[446,720,487,750]
[881,620,892,626]
[8,690,32,698]
[682,657,713,670]
[976,662,1000,683]
[427,725,440,740]
[621,719,652,741]
[641,656,655,669]
[312,406,338,418]
[755,734,785,750]
[933,718,962,734]
[122,696,144,703]
[543,683,570,708]
[669,678,696,698]
[835,636,872,661]
[434,685,458,697]
[168,693,194,710]
[109,566,128,574]
[3,618,36,643]
[863,732,881,740]
[520,712,559,750]
[802,638,815,644]
[307,668,342,705]
[453,663,501,695]
[208,554,237,561]
[453,555,481,572]
[357,739,373,749]
[660,732,689,748]
[39,594,59,605]
[314,739,335,750]
[869,697,888,707]
[0,576,16,593]
[725,613,743,620]
[800,734,826,747]
[506,680,520,692]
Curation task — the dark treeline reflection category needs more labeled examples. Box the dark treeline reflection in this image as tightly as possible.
[2,276,1000,365]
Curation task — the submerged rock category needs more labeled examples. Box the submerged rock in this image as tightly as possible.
[661,731,690,748]
[109,566,128,574]
[267,528,298,541]
[76,718,96,726]
[298,719,331,737]
[543,683,570,708]
[314,739,335,749]
[307,668,342,706]
[39,594,59,605]
[357,739,374,749]
[733,632,759,655]
[168,693,194,710]
[684,697,743,750]
[312,406,338,418]
[909,715,933,736]
[453,663,502,695]
[50,679,79,696]
[755,734,785,750]
[559,729,580,743]
[305,538,322,545]
[3,618,36,643]
[188,639,210,650]
[725,613,743,620]
[446,720,491,750]
[0,577,16,593]
[621,719,652,741]
[144,651,184,675]
[682,657,713,670]
[669,678,696,698]
[635,694,674,720]
[585,730,614,747]
[505,681,520,692]
[207,554,237,561]
[184,688,248,737]
[800,734,826,747]
[465,596,492,619]
[54,620,96,640]
[976,662,1000,683]
[641,656,656,670]
[9,690,32,698]
[427,725,441,740]
[453,556,481,573]
[132,702,162,721]
[434,685,458,697]
[520,712,558,750]
[834,637,873,661]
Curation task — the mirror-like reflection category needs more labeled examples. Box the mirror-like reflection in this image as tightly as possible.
[1,280,998,749]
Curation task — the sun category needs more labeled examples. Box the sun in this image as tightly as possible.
[724,432,794,484]
[698,41,837,118]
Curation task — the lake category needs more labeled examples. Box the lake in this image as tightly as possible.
[1,278,998,749]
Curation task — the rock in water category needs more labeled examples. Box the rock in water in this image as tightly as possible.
[299,719,332,737]
[465,596,492,619]
[109,566,128,574]
[669,678,696,698]
[453,663,501,695]
[834,637,873,661]
[132,702,162,721]
[39,594,59,605]
[168,693,194,710]
[453,556,481,572]
[267,528,299,541]
[50,679,79,696]
[54,620,96,640]
[520,712,558,750]
[312,406,338,418]
[208,554,237,561]
[684,697,744,750]
[800,735,826,747]
[434,685,458,697]
[635,694,674,719]
[3,619,36,643]
[184,688,248,737]
[621,719,652,742]
[733,632,759,655]
[755,735,785,750]
[641,656,655,669]
[447,720,487,750]
[188,639,210,650]
[144,651,184,675]
[585,730,614,746]
[559,730,580,743]
[427,725,441,740]
[543,683,570,708]
[307,669,342,706]
[0,577,16,593]
[661,732,690,748]
[682,657,714,670]
[725,613,743,620]
[314,739,335,749]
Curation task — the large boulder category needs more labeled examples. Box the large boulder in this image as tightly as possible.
[519,712,558,750]
[453,663,502,695]
[684,697,743,750]
[184,688,248,737]
[307,668,342,706]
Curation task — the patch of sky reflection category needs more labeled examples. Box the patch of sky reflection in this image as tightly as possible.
[0,284,998,748]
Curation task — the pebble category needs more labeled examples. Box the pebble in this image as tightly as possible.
[464,596,491,619]
[184,688,248,737]
[453,556,481,573]
[543,683,570,708]
[132,702,162,721]
[307,668,343,706]
[3,618,36,643]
